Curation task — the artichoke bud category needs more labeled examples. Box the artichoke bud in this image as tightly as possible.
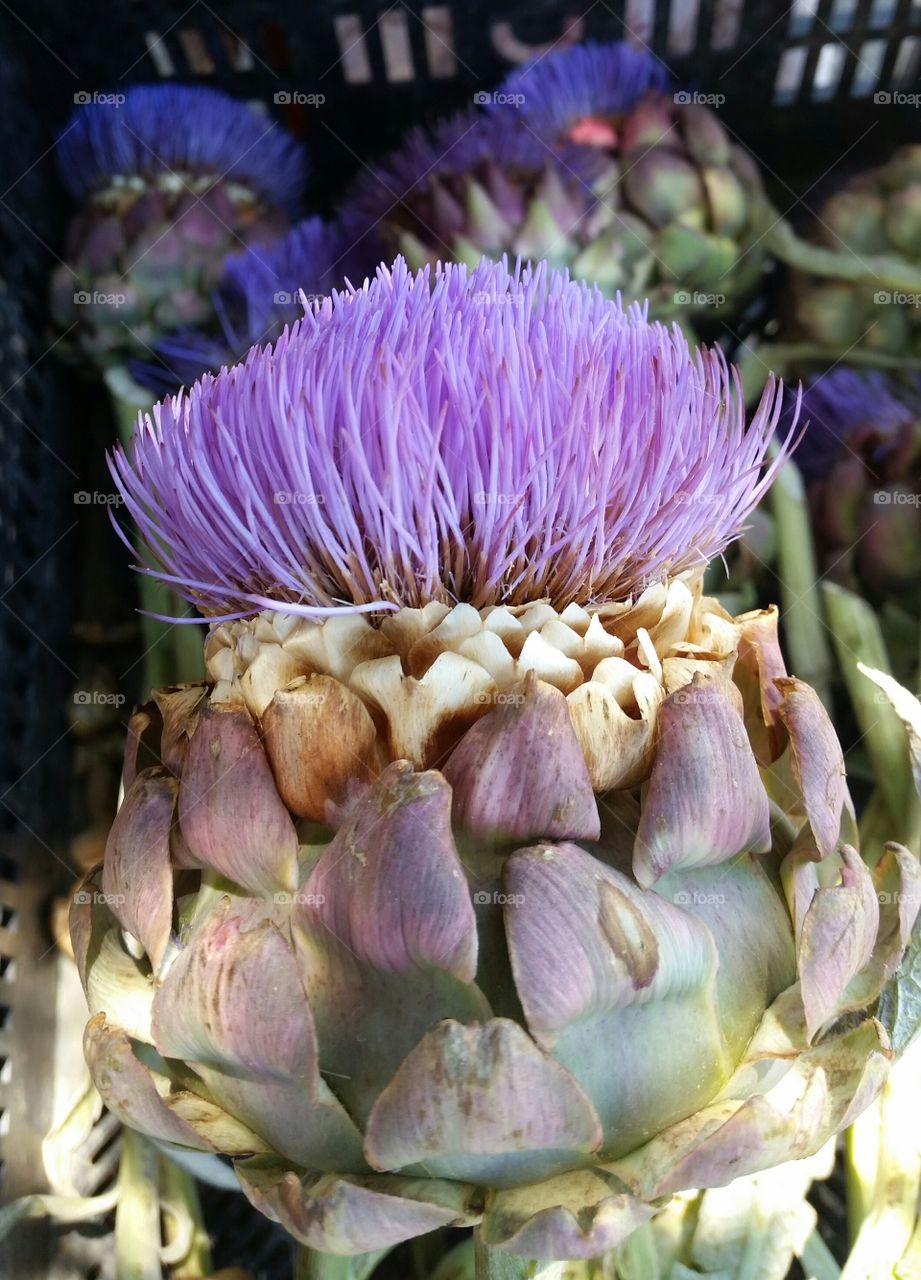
[794,280,867,348]
[820,190,888,253]
[623,151,705,229]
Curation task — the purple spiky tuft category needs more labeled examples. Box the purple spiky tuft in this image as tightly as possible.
[111,256,791,620]
[57,84,307,212]
[493,40,670,141]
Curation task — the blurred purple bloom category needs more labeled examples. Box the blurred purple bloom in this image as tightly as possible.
[132,216,354,393]
[494,40,670,141]
[784,368,921,480]
[57,84,307,213]
[111,255,791,619]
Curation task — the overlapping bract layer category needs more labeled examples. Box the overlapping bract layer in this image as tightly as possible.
[52,84,305,366]
[111,256,789,618]
[73,586,919,1258]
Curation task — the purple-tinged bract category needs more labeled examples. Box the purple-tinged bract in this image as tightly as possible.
[112,255,790,619]
[57,83,307,212]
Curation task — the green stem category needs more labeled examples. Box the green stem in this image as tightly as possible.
[841,1048,921,1278]
[769,449,834,709]
[104,365,204,692]
[114,1128,163,1280]
[158,1156,212,1276]
[799,1229,842,1280]
[823,582,921,855]
[765,216,921,291]
[294,1246,393,1280]
[846,1099,882,1245]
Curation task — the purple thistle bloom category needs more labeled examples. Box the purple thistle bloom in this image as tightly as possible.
[57,84,307,213]
[494,40,670,143]
[784,368,921,480]
[111,256,791,620]
[132,216,355,393]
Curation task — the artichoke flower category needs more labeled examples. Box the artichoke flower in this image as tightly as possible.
[51,85,306,368]
[75,258,920,1267]
[785,368,921,610]
[344,41,769,327]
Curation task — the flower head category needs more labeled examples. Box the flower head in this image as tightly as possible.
[112,255,790,619]
[57,84,307,212]
[493,40,670,144]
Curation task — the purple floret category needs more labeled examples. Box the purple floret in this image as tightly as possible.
[57,83,307,213]
[111,255,792,620]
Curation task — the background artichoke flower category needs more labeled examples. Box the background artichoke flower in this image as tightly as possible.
[343,42,770,330]
[131,215,350,394]
[788,369,921,609]
[77,258,920,1268]
[50,84,306,368]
